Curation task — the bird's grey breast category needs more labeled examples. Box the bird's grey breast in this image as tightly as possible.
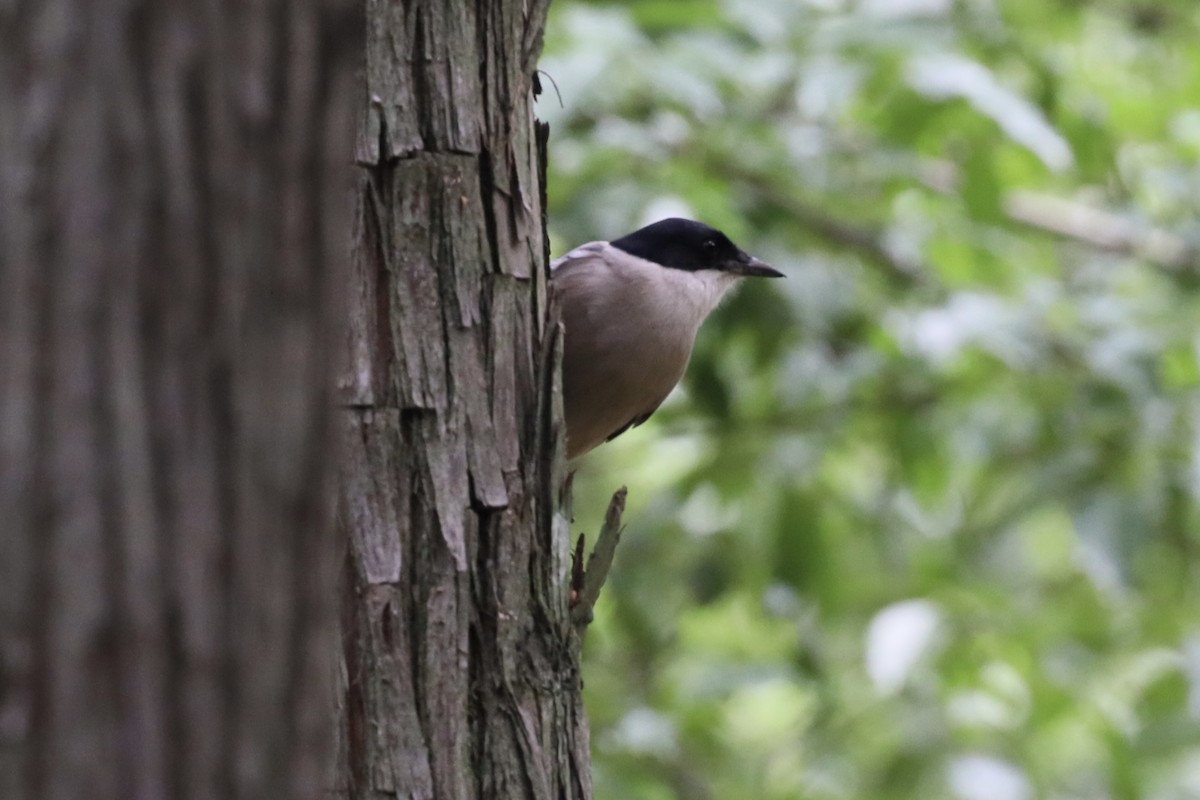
[552,244,713,456]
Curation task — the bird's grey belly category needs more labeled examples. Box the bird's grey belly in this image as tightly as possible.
[561,323,691,458]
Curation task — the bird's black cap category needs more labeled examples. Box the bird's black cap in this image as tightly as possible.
[610,218,783,277]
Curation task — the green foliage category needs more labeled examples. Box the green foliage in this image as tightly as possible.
[540,1,1200,798]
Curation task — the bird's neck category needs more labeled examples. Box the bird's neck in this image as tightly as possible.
[650,267,740,328]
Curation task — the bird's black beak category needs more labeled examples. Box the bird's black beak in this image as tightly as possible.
[725,253,784,278]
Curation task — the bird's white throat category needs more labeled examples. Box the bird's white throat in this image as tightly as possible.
[625,255,740,328]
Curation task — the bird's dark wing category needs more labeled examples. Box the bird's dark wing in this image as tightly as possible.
[604,398,666,444]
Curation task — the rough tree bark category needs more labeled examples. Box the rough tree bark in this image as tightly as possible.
[0,2,358,799]
[333,0,592,798]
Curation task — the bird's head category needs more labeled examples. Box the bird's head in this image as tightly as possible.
[609,218,783,279]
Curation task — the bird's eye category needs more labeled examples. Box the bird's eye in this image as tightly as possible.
[702,240,717,252]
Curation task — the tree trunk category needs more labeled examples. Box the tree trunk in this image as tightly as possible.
[0,3,359,799]
[333,1,589,798]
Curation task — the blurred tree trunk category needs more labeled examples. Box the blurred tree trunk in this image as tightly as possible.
[333,1,588,799]
[0,2,358,799]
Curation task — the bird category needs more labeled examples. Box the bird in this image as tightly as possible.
[551,217,783,459]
